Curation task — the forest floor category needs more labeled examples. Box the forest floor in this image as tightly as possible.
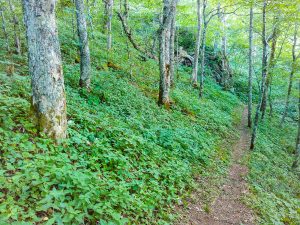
[177,107,256,225]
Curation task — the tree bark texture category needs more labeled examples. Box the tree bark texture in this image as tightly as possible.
[158,0,177,106]
[104,0,113,50]
[23,0,67,139]
[75,0,91,88]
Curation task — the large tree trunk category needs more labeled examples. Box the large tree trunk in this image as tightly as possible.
[0,8,10,52]
[104,0,114,50]
[75,0,91,88]
[250,0,268,150]
[292,80,300,169]
[248,6,253,128]
[191,0,201,86]
[169,10,176,87]
[281,24,298,125]
[8,0,21,55]
[158,0,177,106]
[23,0,67,139]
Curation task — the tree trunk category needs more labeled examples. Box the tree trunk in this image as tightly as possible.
[250,0,268,150]
[104,0,114,50]
[75,0,91,88]
[248,6,253,128]
[213,2,220,54]
[199,0,208,98]
[261,26,278,120]
[199,24,207,98]
[23,0,67,139]
[0,8,10,52]
[86,0,95,38]
[281,24,298,125]
[221,12,227,57]
[169,9,176,87]
[191,0,201,86]
[158,0,177,106]
[292,80,300,168]
[8,0,21,55]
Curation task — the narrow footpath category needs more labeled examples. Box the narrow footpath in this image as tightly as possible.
[178,107,256,225]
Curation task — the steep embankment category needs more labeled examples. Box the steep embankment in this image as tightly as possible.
[0,56,242,224]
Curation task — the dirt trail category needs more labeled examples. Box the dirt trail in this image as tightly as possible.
[178,107,255,225]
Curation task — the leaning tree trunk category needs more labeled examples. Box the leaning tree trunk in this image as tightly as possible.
[8,0,21,55]
[281,24,298,126]
[248,5,253,128]
[158,0,176,106]
[23,0,67,139]
[292,80,300,169]
[0,8,10,52]
[75,0,91,88]
[250,0,267,150]
[191,0,201,86]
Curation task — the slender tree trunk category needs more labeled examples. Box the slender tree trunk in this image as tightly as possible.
[104,0,114,50]
[75,0,91,88]
[0,8,10,52]
[72,0,76,39]
[292,80,300,168]
[261,26,278,120]
[248,6,253,128]
[158,0,176,106]
[213,2,220,54]
[250,0,268,150]
[221,12,227,57]
[23,0,67,139]
[86,0,95,38]
[8,0,21,55]
[199,0,207,98]
[169,10,176,87]
[191,0,201,86]
[281,24,298,125]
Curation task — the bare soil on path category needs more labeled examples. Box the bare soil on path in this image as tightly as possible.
[177,107,256,225]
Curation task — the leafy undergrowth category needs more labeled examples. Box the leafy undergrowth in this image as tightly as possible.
[247,118,300,225]
[0,53,241,225]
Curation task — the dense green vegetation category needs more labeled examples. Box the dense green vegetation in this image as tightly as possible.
[0,0,299,224]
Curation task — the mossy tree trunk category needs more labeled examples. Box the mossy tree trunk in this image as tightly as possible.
[23,0,67,139]
[75,0,91,88]
[158,0,177,106]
